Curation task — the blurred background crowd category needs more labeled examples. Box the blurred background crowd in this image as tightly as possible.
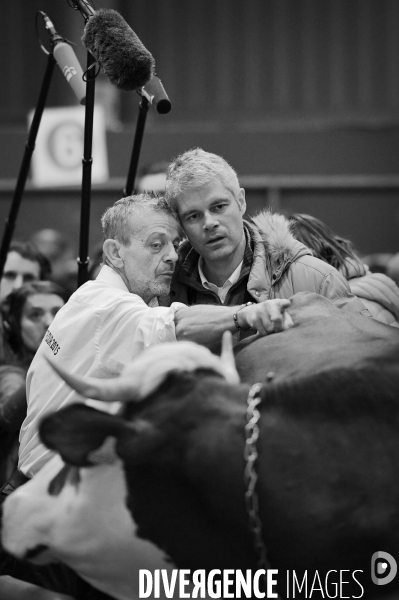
[0,0,399,484]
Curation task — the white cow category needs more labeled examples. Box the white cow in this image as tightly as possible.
[1,340,236,600]
[2,452,176,600]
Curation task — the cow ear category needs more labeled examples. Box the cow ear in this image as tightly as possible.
[39,404,127,467]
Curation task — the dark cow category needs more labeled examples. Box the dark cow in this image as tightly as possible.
[235,292,399,383]
[2,293,399,599]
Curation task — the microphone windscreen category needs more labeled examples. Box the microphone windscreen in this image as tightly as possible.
[82,9,155,91]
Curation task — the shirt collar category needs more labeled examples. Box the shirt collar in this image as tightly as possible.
[178,225,254,287]
[96,265,129,293]
[198,256,243,288]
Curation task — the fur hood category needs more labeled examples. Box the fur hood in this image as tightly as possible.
[249,209,311,268]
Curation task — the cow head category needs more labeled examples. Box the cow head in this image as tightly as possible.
[41,334,241,465]
[40,335,257,570]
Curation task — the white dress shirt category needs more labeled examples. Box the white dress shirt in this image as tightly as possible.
[19,266,185,478]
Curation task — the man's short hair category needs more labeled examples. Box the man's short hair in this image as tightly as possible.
[8,241,51,280]
[165,148,241,210]
[101,193,179,246]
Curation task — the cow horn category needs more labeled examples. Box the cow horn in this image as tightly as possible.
[220,331,240,384]
[46,359,135,402]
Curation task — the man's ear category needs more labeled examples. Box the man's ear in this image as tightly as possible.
[103,239,124,269]
[238,188,246,216]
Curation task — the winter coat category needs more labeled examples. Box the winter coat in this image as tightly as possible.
[340,258,399,327]
[167,210,369,316]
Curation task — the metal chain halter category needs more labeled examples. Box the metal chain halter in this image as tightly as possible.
[244,382,270,570]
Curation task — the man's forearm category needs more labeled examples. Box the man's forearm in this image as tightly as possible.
[174,299,292,347]
[174,304,240,347]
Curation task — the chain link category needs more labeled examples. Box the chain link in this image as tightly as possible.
[244,382,269,571]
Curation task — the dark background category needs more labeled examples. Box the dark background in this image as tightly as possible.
[1,0,398,256]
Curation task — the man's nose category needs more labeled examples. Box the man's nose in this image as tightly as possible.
[164,243,179,264]
[203,211,219,231]
[12,275,24,291]
[42,312,54,328]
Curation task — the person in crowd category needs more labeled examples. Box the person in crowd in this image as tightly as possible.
[0,241,52,365]
[1,281,69,369]
[162,148,370,322]
[135,161,169,194]
[290,213,399,327]
[0,241,51,302]
[19,193,292,479]
[30,228,77,295]
[361,252,393,275]
[0,281,68,490]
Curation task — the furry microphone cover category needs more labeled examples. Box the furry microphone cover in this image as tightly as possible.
[82,8,155,91]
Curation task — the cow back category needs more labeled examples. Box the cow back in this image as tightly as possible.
[235,292,399,383]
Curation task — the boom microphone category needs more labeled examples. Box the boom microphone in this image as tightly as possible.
[140,76,171,114]
[82,9,155,91]
[42,13,86,106]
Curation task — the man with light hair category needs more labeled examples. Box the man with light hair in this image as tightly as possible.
[163,147,370,327]
[19,193,291,478]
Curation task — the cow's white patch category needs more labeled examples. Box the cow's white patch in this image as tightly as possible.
[1,453,178,600]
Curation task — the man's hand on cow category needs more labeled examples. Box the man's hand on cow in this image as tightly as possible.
[174,299,293,347]
[237,299,293,335]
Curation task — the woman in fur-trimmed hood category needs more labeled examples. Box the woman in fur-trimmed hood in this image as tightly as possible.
[290,213,399,327]
[163,148,368,323]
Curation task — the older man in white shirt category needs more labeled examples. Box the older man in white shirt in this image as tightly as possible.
[19,194,291,478]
